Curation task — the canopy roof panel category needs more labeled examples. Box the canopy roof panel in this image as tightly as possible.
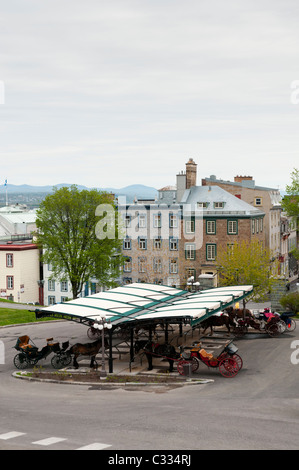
[36,283,253,327]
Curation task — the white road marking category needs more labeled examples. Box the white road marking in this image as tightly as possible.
[0,431,26,440]
[32,437,67,446]
[76,443,112,450]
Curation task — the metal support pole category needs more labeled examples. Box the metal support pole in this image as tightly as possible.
[109,328,113,373]
[100,325,107,378]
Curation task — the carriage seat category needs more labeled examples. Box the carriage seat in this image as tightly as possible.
[199,349,216,361]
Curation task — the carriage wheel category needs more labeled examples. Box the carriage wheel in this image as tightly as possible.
[51,355,62,369]
[60,354,72,367]
[222,353,243,370]
[13,353,29,370]
[277,321,286,334]
[51,354,72,369]
[218,357,239,378]
[286,318,296,332]
[191,357,199,372]
[87,327,100,340]
[266,323,280,337]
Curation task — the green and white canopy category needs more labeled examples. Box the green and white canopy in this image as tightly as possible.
[36,283,253,328]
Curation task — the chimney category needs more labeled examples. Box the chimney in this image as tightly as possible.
[186,158,197,189]
[234,175,253,183]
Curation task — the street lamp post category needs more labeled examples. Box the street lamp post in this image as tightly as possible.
[187,276,200,292]
[93,317,112,378]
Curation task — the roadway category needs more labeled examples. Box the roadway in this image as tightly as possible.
[0,320,299,451]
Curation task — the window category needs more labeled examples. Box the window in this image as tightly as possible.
[153,214,162,228]
[7,276,14,289]
[206,244,216,261]
[185,218,195,234]
[255,197,262,206]
[123,237,131,250]
[214,202,224,209]
[138,237,147,250]
[169,214,178,228]
[153,258,162,273]
[170,259,178,274]
[123,257,132,272]
[124,215,131,228]
[185,244,196,260]
[138,258,146,273]
[6,254,13,267]
[154,238,162,249]
[139,214,146,228]
[260,218,263,232]
[186,268,196,279]
[48,296,56,305]
[228,220,238,235]
[251,219,255,234]
[206,220,216,234]
[61,281,68,292]
[48,279,55,291]
[169,238,178,250]
[61,296,68,303]
[197,202,208,208]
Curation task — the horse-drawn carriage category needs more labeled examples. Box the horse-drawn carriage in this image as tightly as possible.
[13,335,72,370]
[233,308,292,337]
[134,337,242,378]
[177,340,242,378]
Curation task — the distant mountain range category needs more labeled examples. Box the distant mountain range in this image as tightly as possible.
[1,183,158,201]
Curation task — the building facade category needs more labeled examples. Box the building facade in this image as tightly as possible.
[0,241,40,303]
[120,159,266,289]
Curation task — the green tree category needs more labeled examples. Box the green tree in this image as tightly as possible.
[280,292,299,314]
[282,168,299,255]
[36,185,123,299]
[216,240,279,303]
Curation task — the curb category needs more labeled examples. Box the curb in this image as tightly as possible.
[12,371,213,387]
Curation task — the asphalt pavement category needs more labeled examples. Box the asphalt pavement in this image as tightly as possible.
[0,318,299,451]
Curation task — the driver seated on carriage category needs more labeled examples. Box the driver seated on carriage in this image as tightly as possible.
[262,308,279,324]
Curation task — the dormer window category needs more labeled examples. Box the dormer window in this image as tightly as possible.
[197,202,208,208]
[214,202,224,209]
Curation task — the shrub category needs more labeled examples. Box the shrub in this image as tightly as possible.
[280,292,299,314]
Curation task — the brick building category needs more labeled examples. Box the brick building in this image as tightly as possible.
[120,159,265,288]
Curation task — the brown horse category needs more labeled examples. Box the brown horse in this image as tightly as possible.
[224,307,254,321]
[68,338,109,369]
[199,314,235,336]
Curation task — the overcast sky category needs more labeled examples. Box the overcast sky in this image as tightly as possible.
[0,0,298,192]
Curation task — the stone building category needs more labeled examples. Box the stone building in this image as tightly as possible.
[120,159,265,289]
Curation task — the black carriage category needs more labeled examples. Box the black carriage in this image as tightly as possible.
[13,335,72,370]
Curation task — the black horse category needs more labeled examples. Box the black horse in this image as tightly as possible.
[134,340,179,372]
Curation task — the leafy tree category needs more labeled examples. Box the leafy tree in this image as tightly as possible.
[282,168,299,253]
[36,185,123,299]
[216,240,279,303]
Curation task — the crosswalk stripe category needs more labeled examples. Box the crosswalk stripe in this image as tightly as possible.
[76,443,112,450]
[32,437,67,446]
[0,431,26,440]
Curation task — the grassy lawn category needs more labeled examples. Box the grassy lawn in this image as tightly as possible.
[0,308,53,327]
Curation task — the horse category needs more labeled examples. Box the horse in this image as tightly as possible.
[68,338,109,369]
[134,340,178,372]
[199,313,235,336]
[224,307,254,321]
